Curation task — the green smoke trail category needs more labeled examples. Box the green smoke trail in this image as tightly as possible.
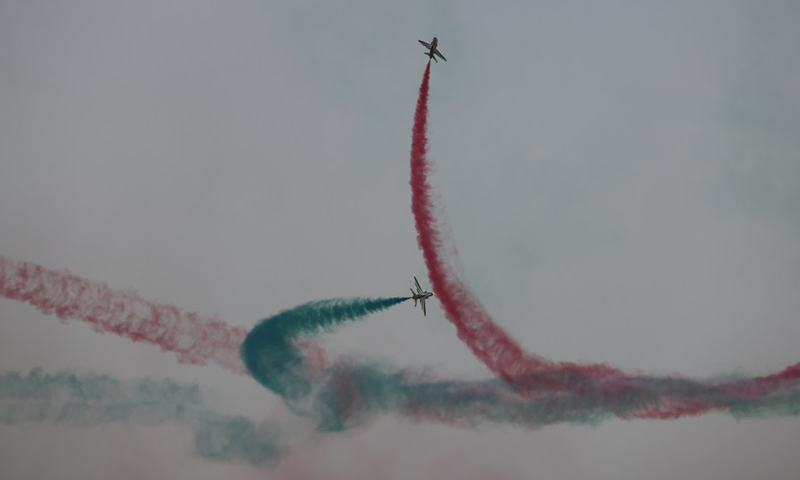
[7,297,800,469]
[192,412,282,465]
[0,368,202,426]
[240,296,408,406]
[0,368,282,465]
[7,300,798,467]
[239,294,800,434]
[311,365,800,432]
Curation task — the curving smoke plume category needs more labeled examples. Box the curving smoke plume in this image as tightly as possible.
[3,62,800,470]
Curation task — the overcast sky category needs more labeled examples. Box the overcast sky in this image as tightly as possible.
[1,1,799,479]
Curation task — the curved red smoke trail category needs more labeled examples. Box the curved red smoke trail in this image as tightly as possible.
[409,62,620,394]
[407,62,800,413]
[3,61,799,432]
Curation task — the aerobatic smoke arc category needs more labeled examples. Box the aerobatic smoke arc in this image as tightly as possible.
[3,59,800,471]
[241,296,409,401]
[240,296,410,431]
[237,293,800,434]
[4,249,798,455]
[406,60,800,414]
[409,62,621,394]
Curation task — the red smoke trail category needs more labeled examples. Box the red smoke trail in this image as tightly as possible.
[0,254,248,374]
[407,62,800,409]
[409,62,622,394]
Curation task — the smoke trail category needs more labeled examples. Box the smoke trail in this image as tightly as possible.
[0,254,247,374]
[6,361,800,470]
[192,412,282,465]
[0,368,282,465]
[408,62,614,392]
[406,61,800,415]
[4,265,800,464]
[239,295,800,435]
[5,62,800,470]
[240,297,408,406]
[0,368,202,427]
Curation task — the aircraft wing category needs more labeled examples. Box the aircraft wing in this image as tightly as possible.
[418,40,431,48]
[414,276,422,291]
[433,48,446,61]
[421,298,427,316]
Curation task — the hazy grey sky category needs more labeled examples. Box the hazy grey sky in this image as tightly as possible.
[1,1,799,479]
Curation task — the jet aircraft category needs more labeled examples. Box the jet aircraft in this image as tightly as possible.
[418,37,447,63]
[410,276,434,316]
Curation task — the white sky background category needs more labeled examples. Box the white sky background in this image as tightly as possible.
[1,1,799,479]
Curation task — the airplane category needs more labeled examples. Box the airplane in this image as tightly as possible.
[418,37,447,63]
[410,276,434,316]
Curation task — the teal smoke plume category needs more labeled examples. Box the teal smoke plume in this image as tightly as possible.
[0,368,281,465]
